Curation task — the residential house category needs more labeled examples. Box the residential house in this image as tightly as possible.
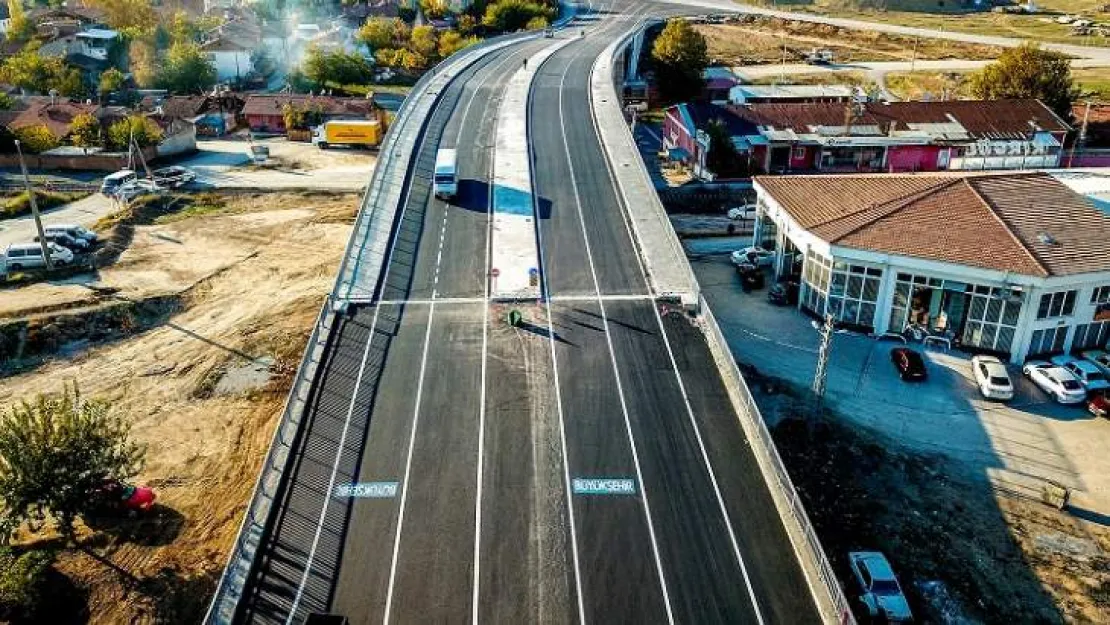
[203,35,255,82]
[242,94,382,133]
[751,171,1110,363]
[0,3,11,37]
[702,67,742,103]
[662,99,1071,177]
[0,97,101,139]
[141,93,244,136]
[34,27,118,91]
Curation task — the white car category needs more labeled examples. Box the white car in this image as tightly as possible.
[971,355,1013,401]
[727,204,757,221]
[730,246,774,267]
[1081,350,1110,377]
[848,552,913,623]
[1023,360,1087,404]
[115,178,160,202]
[1051,355,1110,393]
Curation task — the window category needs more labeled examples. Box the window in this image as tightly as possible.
[1029,326,1069,357]
[828,263,883,329]
[1092,286,1110,305]
[1073,321,1110,351]
[793,146,806,160]
[800,250,833,317]
[1037,290,1076,319]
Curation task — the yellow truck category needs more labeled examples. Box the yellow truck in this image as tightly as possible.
[312,119,382,149]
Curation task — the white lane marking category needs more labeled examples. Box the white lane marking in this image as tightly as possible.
[549,294,654,302]
[377,297,486,306]
[591,11,769,622]
[554,8,676,624]
[529,39,588,625]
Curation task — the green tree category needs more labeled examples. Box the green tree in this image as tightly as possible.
[69,113,102,149]
[482,0,556,32]
[0,547,55,621]
[357,17,399,50]
[438,30,480,58]
[129,39,158,88]
[526,16,549,30]
[420,0,449,19]
[302,46,373,87]
[5,0,36,43]
[0,93,13,110]
[98,67,125,97]
[0,385,145,540]
[0,42,82,95]
[158,42,217,94]
[86,0,157,32]
[651,18,709,104]
[12,125,60,154]
[703,118,743,177]
[410,25,438,61]
[106,115,162,151]
[970,43,1079,123]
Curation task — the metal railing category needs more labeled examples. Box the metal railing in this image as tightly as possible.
[204,30,542,625]
[700,298,856,625]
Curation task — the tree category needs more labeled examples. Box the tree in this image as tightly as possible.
[526,16,549,30]
[85,0,157,32]
[358,17,400,50]
[970,43,1079,123]
[5,0,35,43]
[159,42,217,94]
[651,19,709,104]
[106,115,162,151]
[68,113,102,149]
[457,14,477,35]
[302,46,374,87]
[98,67,125,97]
[0,42,83,96]
[0,385,145,540]
[410,25,438,61]
[703,118,746,177]
[420,0,449,19]
[12,125,59,154]
[0,547,55,621]
[438,31,479,58]
[482,0,556,32]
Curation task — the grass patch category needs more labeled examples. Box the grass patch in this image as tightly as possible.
[886,67,1110,101]
[152,194,228,225]
[0,191,88,219]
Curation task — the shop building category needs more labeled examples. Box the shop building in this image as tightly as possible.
[751,171,1110,363]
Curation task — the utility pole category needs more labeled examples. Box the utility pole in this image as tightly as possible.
[910,35,919,72]
[1068,100,1092,168]
[14,140,53,270]
[811,313,834,418]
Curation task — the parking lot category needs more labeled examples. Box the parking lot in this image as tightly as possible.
[692,254,1110,515]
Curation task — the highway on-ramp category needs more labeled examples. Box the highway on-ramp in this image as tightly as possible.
[231,3,822,624]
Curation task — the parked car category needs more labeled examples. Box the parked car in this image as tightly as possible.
[3,242,73,270]
[1089,392,1109,418]
[730,245,774,267]
[35,231,89,251]
[115,178,160,202]
[1051,355,1110,393]
[151,165,196,188]
[727,204,757,221]
[971,354,1014,400]
[891,347,927,381]
[1080,350,1110,377]
[100,169,136,195]
[1022,361,1087,404]
[44,223,97,244]
[735,262,765,291]
[768,280,799,306]
[848,552,913,623]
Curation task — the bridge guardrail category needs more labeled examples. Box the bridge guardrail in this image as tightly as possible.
[204,28,545,624]
[592,18,856,625]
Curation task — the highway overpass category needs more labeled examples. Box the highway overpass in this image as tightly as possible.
[207,2,846,624]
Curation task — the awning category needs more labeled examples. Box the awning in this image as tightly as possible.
[1033,132,1062,148]
[668,147,691,161]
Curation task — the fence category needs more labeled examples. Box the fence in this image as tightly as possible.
[203,28,543,625]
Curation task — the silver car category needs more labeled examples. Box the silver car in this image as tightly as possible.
[849,551,913,622]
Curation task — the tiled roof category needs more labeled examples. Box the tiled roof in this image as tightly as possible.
[729,99,1070,139]
[0,99,100,138]
[241,94,377,117]
[756,171,1110,278]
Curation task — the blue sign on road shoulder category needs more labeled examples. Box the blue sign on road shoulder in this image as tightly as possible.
[335,481,399,498]
[572,477,636,495]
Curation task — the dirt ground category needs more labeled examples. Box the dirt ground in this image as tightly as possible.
[696,18,1004,67]
[0,191,359,623]
[743,367,1110,624]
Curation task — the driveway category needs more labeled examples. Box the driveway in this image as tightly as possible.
[0,193,115,250]
[692,254,1110,515]
[179,138,375,192]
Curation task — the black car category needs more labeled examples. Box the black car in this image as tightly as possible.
[891,347,927,381]
[768,280,799,306]
[736,262,765,291]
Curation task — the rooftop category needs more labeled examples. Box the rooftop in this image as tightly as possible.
[755,171,1110,278]
[730,84,856,101]
[241,93,377,118]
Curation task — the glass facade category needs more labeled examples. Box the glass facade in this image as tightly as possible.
[1073,321,1110,352]
[828,262,883,329]
[888,274,1022,354]
[800,250,831,317]
[1029,326,1069,357]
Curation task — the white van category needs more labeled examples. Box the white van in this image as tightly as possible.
[434,149,458,200]
[3,242,74,270]
[101,169,136,196]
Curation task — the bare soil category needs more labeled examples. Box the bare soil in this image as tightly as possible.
[743,366,1110,624]
[0,191,359,624]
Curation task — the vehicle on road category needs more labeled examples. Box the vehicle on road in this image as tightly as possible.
[891,347,927,381]
[312,119,382,149]
[91,479,156,515]
[1051,355,1110,393]
[767,280,798,306]
[115,178,160,202]
[1023,361,1087,404]
[100,169,136,196]
[35,231,89,252]
[805,48,835,65]
[971,354,1013,400]
[1081,349,1110,377]
[727,204,757,221]
[735,261,764,291]
[1089,392,1109,418]
[434,148,458,200]
[730,245,774,267]
[44,223,97,244]
[848,551,913,623]
[151,165,196,188]
[3,242,74,270]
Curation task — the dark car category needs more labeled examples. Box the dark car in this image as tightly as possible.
[891,347,927,381]
[768,280,799,306]
[735,262,765,291]
[1090,392,1110,418]
[35,231,89,251]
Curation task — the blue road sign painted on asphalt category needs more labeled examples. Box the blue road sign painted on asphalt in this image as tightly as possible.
[572,477,636,495]
[335,481,399,498]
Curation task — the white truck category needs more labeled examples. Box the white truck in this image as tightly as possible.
[434,148,458,200]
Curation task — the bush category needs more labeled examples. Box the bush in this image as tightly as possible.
[12,125,60,154]
[1,191,87,219]
[106,115,162,152]
[482,0,556,32]
[0,547,55,620]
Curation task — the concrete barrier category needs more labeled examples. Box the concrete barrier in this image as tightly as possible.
[590,20,856,625]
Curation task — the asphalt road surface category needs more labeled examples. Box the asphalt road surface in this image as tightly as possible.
[233,3,822,624]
